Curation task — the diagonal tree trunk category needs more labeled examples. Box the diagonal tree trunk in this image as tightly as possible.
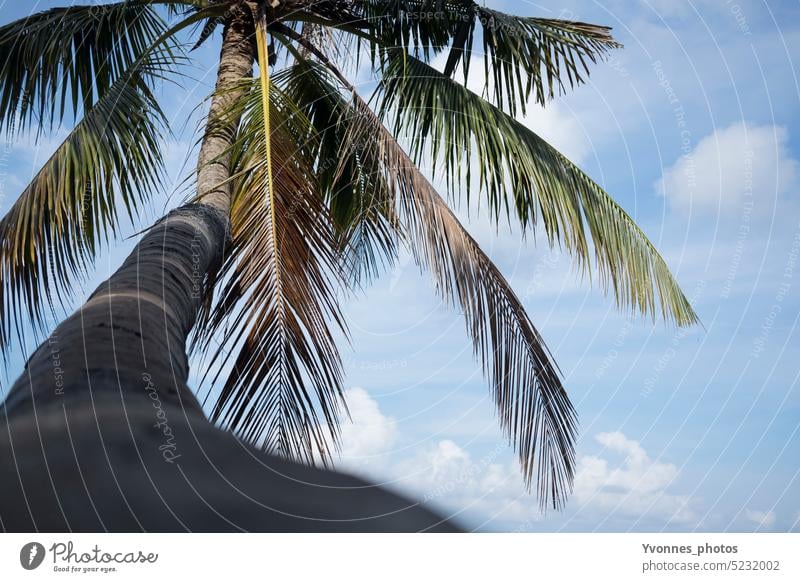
[2,9,254,418]
[0,8,457,532]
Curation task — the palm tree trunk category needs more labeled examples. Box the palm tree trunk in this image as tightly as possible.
[196,8,255,212]
[2,11,254,418]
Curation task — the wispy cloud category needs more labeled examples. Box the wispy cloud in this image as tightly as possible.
[331,389,697,530]
[573,432,694,524]
[656,122,797,215]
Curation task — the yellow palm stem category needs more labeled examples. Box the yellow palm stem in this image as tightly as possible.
[254,13,281,290]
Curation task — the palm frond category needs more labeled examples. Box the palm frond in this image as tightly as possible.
[466,9,621,112]
[273,57,401,285]
[190,16,221,51]
[198,47,348,464]
[350,0,621,113]
[0,2,236,354]
[340,93,577,508]
[0,48,175,353]
[378,53,698,326]
[0,1,170,134]
[353,0,468,59]
[162,0,228,51]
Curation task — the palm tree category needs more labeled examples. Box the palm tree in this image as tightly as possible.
[0,0,697,529]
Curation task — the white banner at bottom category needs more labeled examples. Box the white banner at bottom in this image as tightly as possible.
[1,533,797,581]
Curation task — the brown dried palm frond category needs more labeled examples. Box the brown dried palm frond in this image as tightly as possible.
[197,72,348,464]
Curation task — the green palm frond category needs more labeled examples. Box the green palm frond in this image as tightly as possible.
[354,0,467,58]
[350,0,621,113]
[378,52,698,326]
[463,9,621,112]
[198,62,348,464]
[0,1,170,134]
[0,49,174,352]
[163,0,228,51]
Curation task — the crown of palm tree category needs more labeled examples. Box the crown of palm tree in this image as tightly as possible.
[0,0,698,510]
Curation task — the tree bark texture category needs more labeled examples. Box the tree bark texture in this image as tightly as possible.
[196,9,255,211]
[1,204,226,417]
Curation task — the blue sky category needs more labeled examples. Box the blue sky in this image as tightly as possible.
[0,0,798,532]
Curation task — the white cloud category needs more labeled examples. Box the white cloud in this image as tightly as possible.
[745,509,776,529]
[656,122,797,215]
[331,389,696,529]
[336,387,397,467]
[573,431,694,523]
[330,389,543,527]
[394,439,544,528]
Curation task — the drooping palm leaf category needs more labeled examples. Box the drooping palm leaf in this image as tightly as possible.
[198,31,348,464]
[162,0,228,51]
[354,0,468,59]
[351,96,576,509]
[378,52,698,326]
[0,49,176,352]
[0,1,169,135]
[467,8,621,112]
